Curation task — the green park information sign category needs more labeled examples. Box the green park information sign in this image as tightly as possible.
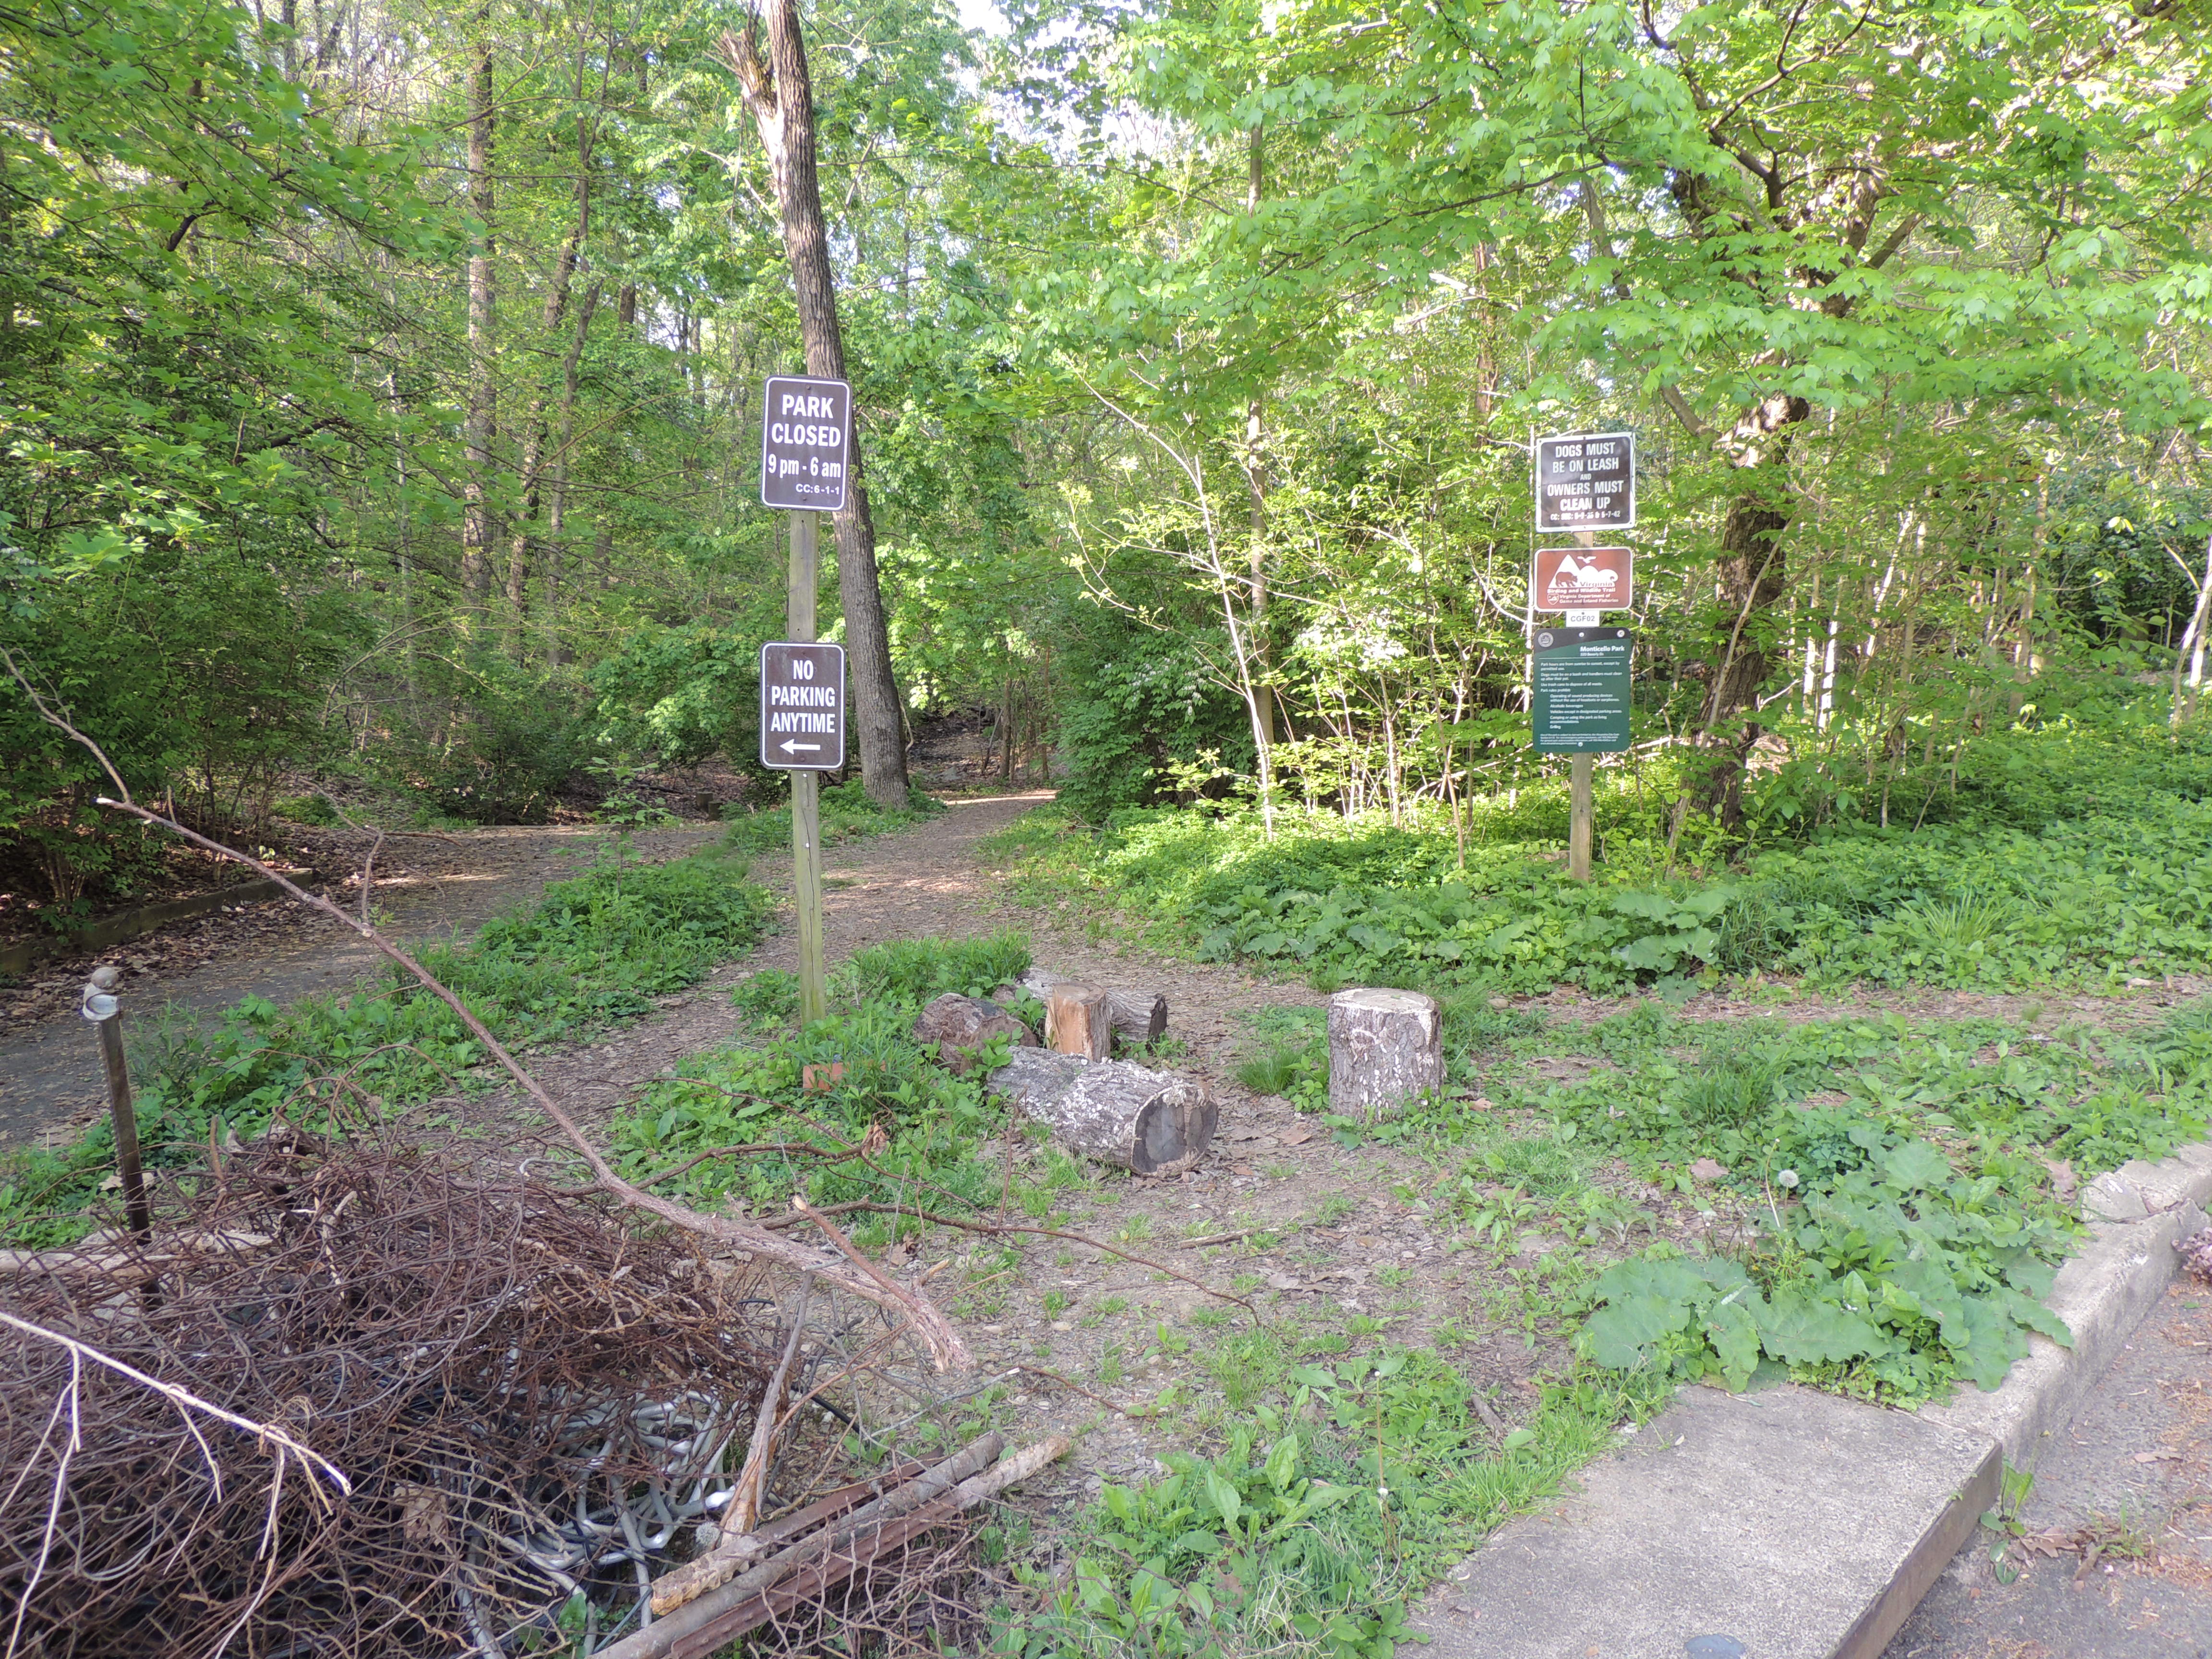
[1531,626,1633,753]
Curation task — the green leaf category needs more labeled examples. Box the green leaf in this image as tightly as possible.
[1755,1293,1889,1365]
[1202,1467,1241,1531]
[1704,1297,1762,1390]
[1882,1140,1955,1191]
[1618,935,1682,971]
[1584,1293,1688,1368]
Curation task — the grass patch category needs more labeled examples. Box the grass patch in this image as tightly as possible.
[721,778,946,856]
[0,845,773,1247]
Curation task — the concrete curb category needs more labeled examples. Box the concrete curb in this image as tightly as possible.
[1404,1136,2212,1659]
[0,878,289,978]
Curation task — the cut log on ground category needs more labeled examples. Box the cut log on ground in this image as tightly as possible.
[986,1048,1216,1176]
[1043,981,1112,1061]
[1016,969,1168,1046]
[1326,987,1443,1121]
[911,993,1036,1071]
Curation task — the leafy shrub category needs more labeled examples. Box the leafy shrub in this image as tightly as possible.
[1055,616,1252,820]
[721,780,947,855]
[999,749,2212,994]
[1516,1001,2212,1403]
[1582,1118,2077,1401]
[588,622,776,775]
[845,932,1031,1010]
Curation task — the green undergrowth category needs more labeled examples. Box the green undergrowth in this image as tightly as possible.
[600,934,1673,1659]
[0,844,773,1247]
[719,778,947,856]
[983,719,2212,997]
[1451,999,2212,1405]
[992,1360,1665,1659]
[605,933,1040,1236]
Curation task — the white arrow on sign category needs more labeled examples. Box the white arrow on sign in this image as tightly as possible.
[781,740,823,755]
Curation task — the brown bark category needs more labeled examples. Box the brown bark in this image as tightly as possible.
[1043,982,1112,1062]
[1015,969,1167,1045]
[719,8,911,809]
[1691,391,1809,825]
[1245,125,1273,750]
[460,13,497,616]
[1326,988,1443,1123]
[503,99,596,657]
[986,1049,1217,1177]
[911,992,1035,1071]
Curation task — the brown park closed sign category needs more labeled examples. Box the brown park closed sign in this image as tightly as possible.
[1532,545,1633,613]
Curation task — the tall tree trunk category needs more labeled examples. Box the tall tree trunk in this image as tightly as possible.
[460,11,498,621]
[1244,123,1273,754]
[541,281,599,667]
[1692,391,1808,825]
[504,99,594,661]
[720,6,911,808]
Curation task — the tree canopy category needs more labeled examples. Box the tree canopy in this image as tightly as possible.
[3,0,2210,918]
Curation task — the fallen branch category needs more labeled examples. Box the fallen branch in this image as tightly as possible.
[790,1198,1262,1323]
[722,1274,813,1538]
[0,1310,350,1498]
[614,1433,1070,1659]
[549,1141,857,1197]
[1181,1226,1267,1249]
[643,1432,1004,1621]
[1014,1362,1153,1419]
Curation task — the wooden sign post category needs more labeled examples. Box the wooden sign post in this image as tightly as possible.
[1532,432,1637,881]
[760,375,853,1024]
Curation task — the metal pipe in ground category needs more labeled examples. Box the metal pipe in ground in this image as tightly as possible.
[80,966,151,1238]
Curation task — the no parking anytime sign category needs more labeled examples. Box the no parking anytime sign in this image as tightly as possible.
[759,642,845,771]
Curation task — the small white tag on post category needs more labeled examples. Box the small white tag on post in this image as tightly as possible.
[1564,609,1602,627]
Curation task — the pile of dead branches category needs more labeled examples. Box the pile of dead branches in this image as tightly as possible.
[1,1138,784,1658]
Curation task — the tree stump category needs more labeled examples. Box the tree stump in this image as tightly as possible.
[1015,970,1168,1046]
[911,993,1036,1072]
[1043,982,1112,1061]
[1326,988,1443,1121]
[986,1049,1217,1176]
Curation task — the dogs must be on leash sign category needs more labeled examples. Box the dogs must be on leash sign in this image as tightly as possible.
[1534,431,1635,532]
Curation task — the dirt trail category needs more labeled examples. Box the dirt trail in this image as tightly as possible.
[433,792,1330,1143]
[0,823,721,1149]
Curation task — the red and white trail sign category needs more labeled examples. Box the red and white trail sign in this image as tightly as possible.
[1532,545,1634,613]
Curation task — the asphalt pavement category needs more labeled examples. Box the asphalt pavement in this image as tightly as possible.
[1884,1278,2212,1659]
